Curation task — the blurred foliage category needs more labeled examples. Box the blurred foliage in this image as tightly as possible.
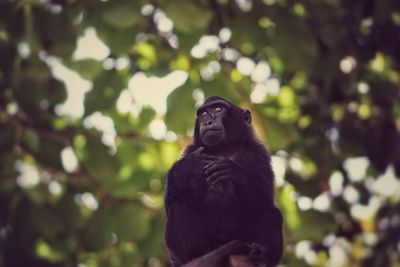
[1,0,400,267]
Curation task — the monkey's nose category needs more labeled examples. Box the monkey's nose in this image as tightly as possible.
[205,120,213,126]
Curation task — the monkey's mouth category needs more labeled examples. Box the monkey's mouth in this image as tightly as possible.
[204,128,222,133]
[203,129,223,138]
[202,129,225,146]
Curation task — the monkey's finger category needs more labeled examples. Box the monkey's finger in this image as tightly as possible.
[202,155,221,162]
[210,175,230,186]
[204,161,226,175]
[201,159,220,167]
[192,146,205,155]
[204,163,226,175]
[205,172,222,183]
[203,162,217,173]
[206,171,230,183]
[204,160,233,174]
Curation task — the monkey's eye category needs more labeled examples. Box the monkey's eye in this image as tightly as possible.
[200,111,208,118]
[214,106,223,112]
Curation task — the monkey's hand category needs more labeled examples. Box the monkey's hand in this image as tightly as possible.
[248,243,269,267]
[169,151,211,195]
[202,156,240,187]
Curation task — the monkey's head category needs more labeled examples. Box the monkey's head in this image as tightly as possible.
[194,96,253,148]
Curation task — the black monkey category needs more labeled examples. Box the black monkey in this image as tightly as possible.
[164,96,283,267]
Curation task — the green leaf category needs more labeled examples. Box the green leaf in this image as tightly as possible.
[277,184,300,230]
[111,205,151,241]
[0,122,16,152]
[160,142,180,170]
[34,206,65,240]
[100,1,141,29]
[67,59,103,80]
[33,138,64,170]
[163,0,212,34]
[227,11,268,54]
[0,154,18,194]
[94,24,138,54]
[170,54,191,71]
[201,78,240,104]
[80,138,119,188]
[263,117,294,151]
[110,179,140,197]
[269,8,318,73]
[137,107,156,131]
[84,71,125,115]
[293,210,337,241]
[133,42,158,70]
[87,205,151,249]
[13,59,67,123]
[33,6,77,57]
[21,129,40,152]
[165,83,195,135]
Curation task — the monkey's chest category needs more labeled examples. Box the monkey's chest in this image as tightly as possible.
[206,211,240,245]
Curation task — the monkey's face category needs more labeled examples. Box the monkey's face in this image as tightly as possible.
[197,101,227,147]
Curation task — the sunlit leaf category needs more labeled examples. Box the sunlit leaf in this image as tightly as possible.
[134,42,158,70]
[277,184,300,230]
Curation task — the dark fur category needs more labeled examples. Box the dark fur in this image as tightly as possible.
[164,96,283,267]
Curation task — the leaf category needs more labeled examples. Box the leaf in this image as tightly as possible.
[165,83,195,135]
[277,184,300,230]
[137,107,156,131]
[86,205,151,250]
[67,59,103,80]
[170,54,191,71]
[0,122,16,153]
[163,0,212,34]
[111,205,151,241]
[293,210,337,241]
[34,206,65,239]
[94,24,138,54]
[138,219,166,258]
[263,117,294,152]
[110,179,141,197]
[227,10,269,54]
[33,6,77,57]
[0,154,18,193]
[80,138,119,188]
[201,78,240,104]
[33,138,64,170]
[160,142,180,170]
[133,42,158,70]
[84,71,125,115]
[13,59,67,123]
[21,129,39,152]
[100,1,141,29]
[268,8,318,73]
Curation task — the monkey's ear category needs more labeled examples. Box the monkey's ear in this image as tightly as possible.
[244,110,251,124]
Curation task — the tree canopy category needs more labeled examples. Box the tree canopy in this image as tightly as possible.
[1,0,400,266]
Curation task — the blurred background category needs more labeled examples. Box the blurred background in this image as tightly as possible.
[1,0,400,266]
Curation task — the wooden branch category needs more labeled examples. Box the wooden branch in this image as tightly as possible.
[182,240,254,267]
